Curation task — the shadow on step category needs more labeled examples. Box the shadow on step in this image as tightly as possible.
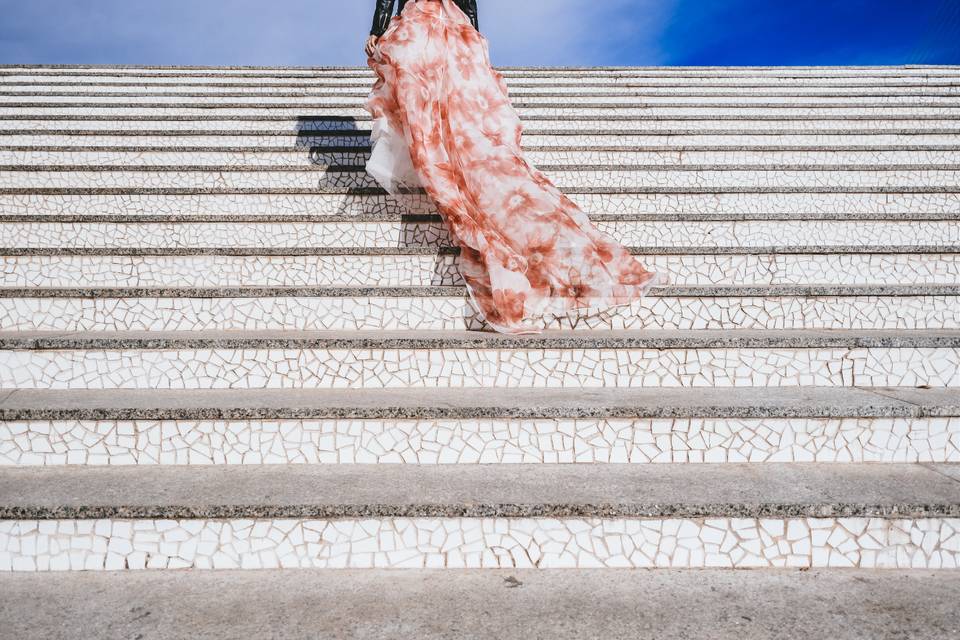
[290,115,464,293]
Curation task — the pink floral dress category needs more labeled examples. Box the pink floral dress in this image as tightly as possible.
[365,0,658,334]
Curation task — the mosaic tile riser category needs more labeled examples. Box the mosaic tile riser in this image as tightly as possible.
[3,417,957,466]
[3,192,956,217]
[2,296,957,332]
[4,254,957,288]
[2,517,958,571]
[2,220,956,249]
[1,347,956,389]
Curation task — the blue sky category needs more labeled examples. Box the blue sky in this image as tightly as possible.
[0,0,958,67]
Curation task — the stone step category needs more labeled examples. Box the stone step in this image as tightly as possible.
[3,190,956,217]
[0,463,958,570]
[3,165,958,190]
[5,570,959,639]
[0,102,960,120]
[8,85,960,96]
[3,65,958,77]
[2,104,958,118]
[4,116,958,133]
[5,131,960,148]
[8,94,960,106]
[13,77,960,88]
[2,219,955,250]
[0,329,956,390]
[11,75,960,90]
[1,386,956,466]
[4,251,956,287]
[6,147,960,168]
[0,285,955,332]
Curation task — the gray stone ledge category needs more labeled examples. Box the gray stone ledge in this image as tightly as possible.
[5,64,953,69]
[3,569,959,640]
[3,329,956,351]
[2,213,958,224]
[3,69,960,79]
[9,144,960,153]
[6,162,956,172]
[8,78,960,87]
[7,100,960,109]
[9,90,960,98]
[0,387,954,421]
[3,245,955,257]
[3,186,958,195]
[0,284,954,299]
[3,115,959,124]
[1,463,958,520]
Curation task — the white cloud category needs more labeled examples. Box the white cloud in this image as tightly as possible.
[481,0,672,66]
[0,0,674,66]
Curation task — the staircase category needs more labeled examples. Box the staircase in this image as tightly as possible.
[0,64,958,574]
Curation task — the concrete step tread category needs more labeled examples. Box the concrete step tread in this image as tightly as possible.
[11,78,960,86]
[7,163,959,171]
[1,284,954,298]
[3,214,957,224]
[14,90,960,96]
[3,113,959,121]
[0,386,955,420]
[7,100,960,107]
[5,187,956,195]
[2,329,958,350]
[16,79,960,89]
[5,246,955,257]
[9,144,960,152]
[2,569,958,640]
[5,118,959,127]
[2,463,959,520]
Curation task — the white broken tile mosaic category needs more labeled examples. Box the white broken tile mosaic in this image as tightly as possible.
[2,417,958,466]
[6,149,959,168]
[2,220,956,249]
[0,347,954,390]
[5,167,956,190]
[4,254,957,288]
[0,295,956,332]
[7,93,958,106]
[3,192,957,218]
[0,105,955,118]
[1,517,958,571]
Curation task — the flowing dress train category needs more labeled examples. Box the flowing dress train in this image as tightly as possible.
[365,0,658,334]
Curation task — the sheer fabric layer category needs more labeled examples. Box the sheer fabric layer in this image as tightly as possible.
[365,0,658,334]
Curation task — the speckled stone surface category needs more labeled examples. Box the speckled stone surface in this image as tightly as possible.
[0,387,955,421]
[1,329,957,350]
[2,570,958,639]
[1,463,958,520]
[2,284,956,298]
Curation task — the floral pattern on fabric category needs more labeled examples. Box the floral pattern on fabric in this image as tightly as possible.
[365,0,658,334]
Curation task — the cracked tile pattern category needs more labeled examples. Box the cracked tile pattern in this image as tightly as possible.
[3,192,957,218]
[1,517,958,571]
[6,94,959,106]
[1,347,955,389]
[0,105,956,118]
[4,254,957,287]
[2,417,958,466]
[27,83,958,95]
[3,75,956,86]
[2,220,956,249]
[1,295,956,332]
[3,167,958,190]
[4,119,959,136]
[7,148,959,168]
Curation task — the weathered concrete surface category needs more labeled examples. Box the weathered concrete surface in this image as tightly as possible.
[3,386,958,420]
[1,569,958,639]
[2,463,959,520]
